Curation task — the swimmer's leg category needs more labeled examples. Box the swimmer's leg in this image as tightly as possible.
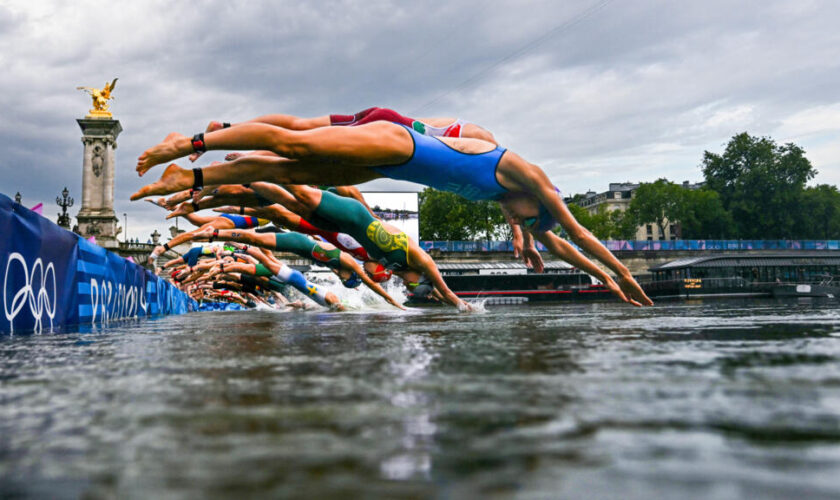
[194,228,276,250]
[273,264,340,309]
[131,157,381,200]
[136,121,411,175]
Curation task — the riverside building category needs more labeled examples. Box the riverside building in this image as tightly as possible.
[569,181,704,241]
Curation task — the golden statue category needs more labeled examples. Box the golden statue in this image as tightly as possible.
[77,78,118,118]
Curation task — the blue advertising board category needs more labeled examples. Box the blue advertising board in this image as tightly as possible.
[1,193,195,334]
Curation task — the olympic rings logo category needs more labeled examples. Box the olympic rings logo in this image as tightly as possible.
[3,252,57,334]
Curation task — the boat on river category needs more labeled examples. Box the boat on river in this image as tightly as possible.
[405,261,614,306]
[644,252,840,300]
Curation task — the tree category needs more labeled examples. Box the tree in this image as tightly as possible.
[702,132,816,238]
[564,203,636,240]
[418,188,507,240]
[798,184,840,239]
[626,179,684,238]
[676,188,733,239]
[609,208,639,240]
[418,189,471,240]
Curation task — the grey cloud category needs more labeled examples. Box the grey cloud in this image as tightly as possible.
[2,0,839,242]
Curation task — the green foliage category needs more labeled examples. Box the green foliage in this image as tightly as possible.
[620,179,733,239]
[626,179,684,237]
[798,184,840,239]
[564,203,636,240]
[418,188,507,241]
[702,132,816,238]
[676,188,734,239]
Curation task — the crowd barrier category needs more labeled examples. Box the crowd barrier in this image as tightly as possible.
[421,239,840,253]
[421,241,548,252]
[1,193,196,334]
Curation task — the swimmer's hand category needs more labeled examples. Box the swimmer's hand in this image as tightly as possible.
[522,246,545,273]
[166,202,192,220]
[457,300,473,312]
[603,277,634,305]
[618,275,654,307]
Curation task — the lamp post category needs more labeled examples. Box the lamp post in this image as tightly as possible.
[123,213,128,243]
[56,187,74,229]
[14,192,22,204]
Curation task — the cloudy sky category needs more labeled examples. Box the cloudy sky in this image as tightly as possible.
[1,0,838,241]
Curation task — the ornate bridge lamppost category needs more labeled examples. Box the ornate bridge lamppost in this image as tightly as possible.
[56,187,74,229]
[14,192,22,204]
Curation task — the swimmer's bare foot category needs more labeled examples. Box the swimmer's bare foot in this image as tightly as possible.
[188,121,227,162]
[130,163,193,200]
[136,132,191,176]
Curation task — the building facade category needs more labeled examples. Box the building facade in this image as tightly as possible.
[570,181,703,241]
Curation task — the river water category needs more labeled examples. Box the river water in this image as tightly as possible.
[2,299,840,499]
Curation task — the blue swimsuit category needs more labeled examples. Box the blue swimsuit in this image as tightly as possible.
[183,245,215,266]
[373,125,509,201]
[219,214,268,229]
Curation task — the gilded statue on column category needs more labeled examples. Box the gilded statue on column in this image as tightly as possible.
[77,78,118,118]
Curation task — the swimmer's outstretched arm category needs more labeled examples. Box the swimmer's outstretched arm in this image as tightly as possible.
[533,198,651,307]
[246,249,343,310]
[151,217,233,260]
[503,163,652,306]
[162,256,185,269]
[409,249,470,311]
[519,232,545,273]
[500,203,543,271]
[532,231,638,305]
[339,253,406,310]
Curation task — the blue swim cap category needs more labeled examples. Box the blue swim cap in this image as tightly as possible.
[342,271,362,288]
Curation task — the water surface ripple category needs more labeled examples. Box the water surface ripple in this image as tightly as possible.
[2,299,840,498]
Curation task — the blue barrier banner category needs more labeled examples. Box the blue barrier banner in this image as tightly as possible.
[421,239,840,252]
[2,193,195,334]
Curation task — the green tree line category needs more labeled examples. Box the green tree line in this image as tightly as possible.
[419,132,840,241]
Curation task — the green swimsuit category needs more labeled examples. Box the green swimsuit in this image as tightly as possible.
[275,232,342,269]
[314,190,410,271]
